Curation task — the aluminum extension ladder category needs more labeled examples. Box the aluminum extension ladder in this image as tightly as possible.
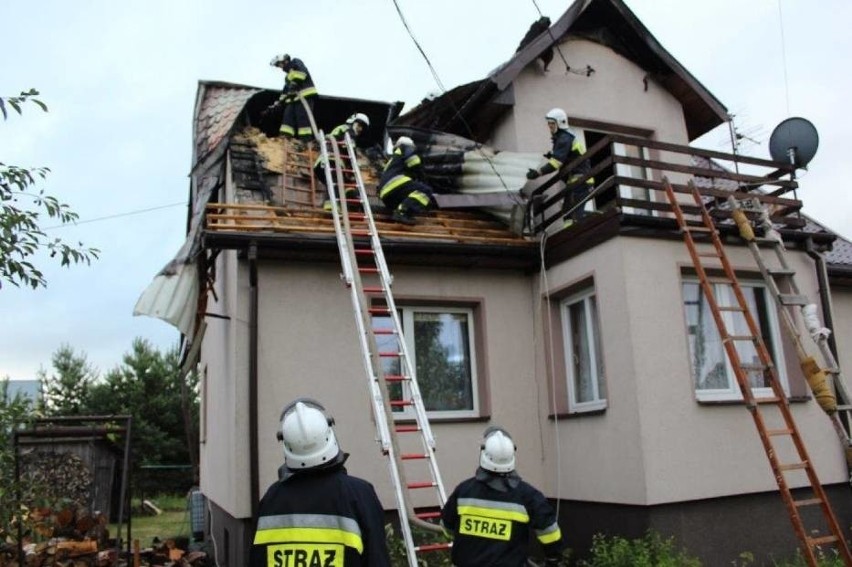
[317,130,451,566]
[726,196,852,456]
[663,178,852,567]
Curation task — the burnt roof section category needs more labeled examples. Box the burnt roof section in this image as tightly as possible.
[398,0,728,142]
[193,81,263,169]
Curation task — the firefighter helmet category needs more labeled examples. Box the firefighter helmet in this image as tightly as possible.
[394,136,415,148]
[352,113,370,127]
[270,54,291,68]
[545,107,569,130]
[278,398,340,469]
[479,427,516,473]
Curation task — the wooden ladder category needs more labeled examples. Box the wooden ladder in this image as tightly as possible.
[663,178,852,566]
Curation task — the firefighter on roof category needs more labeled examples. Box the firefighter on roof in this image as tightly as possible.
[526,107,595,228]
[270,54,318,140]
[378,136,435,225]
[313,113,371,211]
[441,427,567,566]
[249,398,390,567]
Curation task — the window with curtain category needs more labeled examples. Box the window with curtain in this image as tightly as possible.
[682,279,788,401]
[373,306,478,418]
[561,289,606,412]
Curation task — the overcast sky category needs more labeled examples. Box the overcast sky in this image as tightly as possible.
[2,0,850,380]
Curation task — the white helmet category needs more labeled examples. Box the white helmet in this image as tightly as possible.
[351,113,370,128]
[394,136,415,148]
[545,107,569,130]
[479,427,516,473]
[278,399,340,470]
[270,54,291,68]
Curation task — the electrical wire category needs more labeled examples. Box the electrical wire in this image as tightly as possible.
[42,201,185,230]
[530,0,592,77]
[389,0,524,207]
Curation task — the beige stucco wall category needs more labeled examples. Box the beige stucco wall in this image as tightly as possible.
[254,260,545,509]
[829,284,852,396]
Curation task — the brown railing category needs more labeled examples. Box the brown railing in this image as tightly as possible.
[526,134,802,234]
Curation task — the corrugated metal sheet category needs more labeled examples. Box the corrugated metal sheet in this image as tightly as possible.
[133,263,198,336]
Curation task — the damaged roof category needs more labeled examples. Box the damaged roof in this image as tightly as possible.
[398,0,728,142]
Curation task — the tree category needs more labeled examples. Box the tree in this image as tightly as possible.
[38,345,97,415]
[1,89,99,289]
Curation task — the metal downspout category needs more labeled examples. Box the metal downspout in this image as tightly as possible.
[248,244,259,520]
[805,237,839,359]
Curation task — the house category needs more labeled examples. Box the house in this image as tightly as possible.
[135,0,852,564]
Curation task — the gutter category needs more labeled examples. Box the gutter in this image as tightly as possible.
[248,243,259,519]
[806,237,839,360]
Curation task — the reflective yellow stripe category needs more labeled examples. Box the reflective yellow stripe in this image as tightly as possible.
[297,126,313,136]
[253,527,363,554]
[536,522,562,544]
[456,505,529,524]
[409,190,430,207]
[571,140,586,153]
[379,175,411,198]
[300,86,318,97]
[404,155,421,168]
[287,70,307,81]
[280,125,295,136]
[548,157,562,169]
[568,175,595,186]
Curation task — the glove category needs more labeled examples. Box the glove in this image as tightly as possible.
[526,168,541,180]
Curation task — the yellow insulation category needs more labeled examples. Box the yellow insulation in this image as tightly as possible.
[732,209,755,241]
[801,356,837,414]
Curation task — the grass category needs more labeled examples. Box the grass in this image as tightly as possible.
[109,494,192,549]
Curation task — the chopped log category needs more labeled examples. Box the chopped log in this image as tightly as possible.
[55,540,97,557]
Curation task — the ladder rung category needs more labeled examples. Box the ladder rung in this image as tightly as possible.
[407,481,436,489]
[808,535,839,546]
[350,229,371,236]
[686,225,715,233]
[416,543,452,553]
[385,374,408,382]
[754,396,781,404]
[369,307,392,315]
[401,453,429,460]
[766,428,794,437]
[395,425,420,433]
[379,351,402,358]
[718,306,745,312]
[373,328,396,335]
[359,267,379,273]
[778,461,809,472]
[355,248,374,256]
[390,400,413,407]
[779,294,808,306]
[794,498,824,508]
[741,363,771,371]
[707,276,733,284]
[363,286,384,294]
[416,511,441,520]
[768,268,796,277]
[725,335,756,342]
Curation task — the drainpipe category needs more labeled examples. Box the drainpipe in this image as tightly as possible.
[248,243,259,520]
[805,237,839,360]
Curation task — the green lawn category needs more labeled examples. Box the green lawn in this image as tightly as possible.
[109,495,192,548]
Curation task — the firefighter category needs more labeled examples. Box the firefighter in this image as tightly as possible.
[526,107,595,228]
[441,427,567,567]
[378,136,435,225]
[249,398,391,567]
[313,113,371,211]
[270,54,318,140]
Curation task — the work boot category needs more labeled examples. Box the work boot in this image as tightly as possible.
[391,209,416,226]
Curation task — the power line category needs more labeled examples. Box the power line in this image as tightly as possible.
[776,0,791,116]
[43,201,185,230]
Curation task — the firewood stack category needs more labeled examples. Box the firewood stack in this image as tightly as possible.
[19,451,92,509]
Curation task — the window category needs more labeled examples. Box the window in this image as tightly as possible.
[682,279,788,401]
[561,289,606,412]
[373,306,479,419]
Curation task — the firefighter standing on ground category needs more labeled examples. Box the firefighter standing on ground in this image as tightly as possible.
[270,54,318,140]
[442,427,567,567]
[526,107,594,228]
[378,136,435,225]
[313,113,371,211]
[249,398,391,567]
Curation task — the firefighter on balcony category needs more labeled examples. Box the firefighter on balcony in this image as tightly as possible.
[313,113,371,211]
[526,108,594,228]
[378,136,435,225]
[270,54,318,140]
[249,398,391,567]
[441,427,566,567]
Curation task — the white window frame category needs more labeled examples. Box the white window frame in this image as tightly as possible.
[381,305,480,419]
[682,278,789,402]
[560,288,607,412]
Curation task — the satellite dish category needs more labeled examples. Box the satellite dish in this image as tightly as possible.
[769,117,819,168]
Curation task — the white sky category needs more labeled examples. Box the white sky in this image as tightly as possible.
[1,0,850,380]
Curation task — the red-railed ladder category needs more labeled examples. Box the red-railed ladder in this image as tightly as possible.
[317,131,451,565]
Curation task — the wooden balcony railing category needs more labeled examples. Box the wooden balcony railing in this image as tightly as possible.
[526,134,802,234]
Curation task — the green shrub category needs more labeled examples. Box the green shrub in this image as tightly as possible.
[578,530,702,567]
